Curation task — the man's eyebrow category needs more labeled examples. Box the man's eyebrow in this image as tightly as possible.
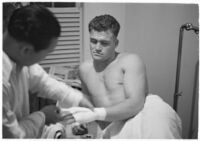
[90,38,110,42]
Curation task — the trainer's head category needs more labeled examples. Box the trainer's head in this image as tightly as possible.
[5,4,61,66]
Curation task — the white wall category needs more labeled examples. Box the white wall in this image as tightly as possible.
[83,3,199,138]
[123,4,198,138]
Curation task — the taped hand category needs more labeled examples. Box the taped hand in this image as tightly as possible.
[60,107,106,124]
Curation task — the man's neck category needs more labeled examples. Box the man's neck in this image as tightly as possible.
[94,52,118,72]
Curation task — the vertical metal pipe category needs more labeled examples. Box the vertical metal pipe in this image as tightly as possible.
[173,23,198,111]
[188,61,199,138]
[173,26,184,111]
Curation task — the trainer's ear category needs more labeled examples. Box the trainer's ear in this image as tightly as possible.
[19,42,35,57]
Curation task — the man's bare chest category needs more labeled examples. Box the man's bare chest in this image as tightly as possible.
[85,67,124,95]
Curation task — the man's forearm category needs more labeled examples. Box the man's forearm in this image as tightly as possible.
[104,98,145,121]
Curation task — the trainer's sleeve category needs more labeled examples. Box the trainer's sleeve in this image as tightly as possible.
[28,64,83,107]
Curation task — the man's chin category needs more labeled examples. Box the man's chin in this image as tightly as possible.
[93,57,103,61]
[92,55,103,60]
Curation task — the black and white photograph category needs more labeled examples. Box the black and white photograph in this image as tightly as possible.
[2,0,199,139]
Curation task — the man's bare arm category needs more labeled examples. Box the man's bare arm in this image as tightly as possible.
[104,54,148,121]
[78,63,94,106]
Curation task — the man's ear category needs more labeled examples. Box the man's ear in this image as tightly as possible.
[19,43,35,57]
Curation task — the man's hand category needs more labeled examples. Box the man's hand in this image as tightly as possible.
[61,107,106,124]
[40,105,64,125]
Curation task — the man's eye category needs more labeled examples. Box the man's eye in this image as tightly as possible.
[101,42,109,46]
[90,39,97,44]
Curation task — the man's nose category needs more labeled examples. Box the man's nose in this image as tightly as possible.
[95,42,102,50]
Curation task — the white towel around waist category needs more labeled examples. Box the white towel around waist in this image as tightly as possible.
[103,94,182,139]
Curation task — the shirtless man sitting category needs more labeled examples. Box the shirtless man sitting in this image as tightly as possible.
[63,14,181,139]
[79,14,148,125]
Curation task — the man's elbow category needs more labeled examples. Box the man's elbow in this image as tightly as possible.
[129,98,145,118]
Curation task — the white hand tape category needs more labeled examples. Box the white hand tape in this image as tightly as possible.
[94,108,107,121]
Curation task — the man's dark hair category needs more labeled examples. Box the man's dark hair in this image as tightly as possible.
[89,14,120,38]
[8,4,61,52]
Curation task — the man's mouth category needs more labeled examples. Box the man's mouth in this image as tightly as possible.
[93,52,102,56]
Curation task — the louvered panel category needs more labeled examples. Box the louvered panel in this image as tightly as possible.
[55,45,80,50]
[57,41,80,45]
[61,26,80,30]
[41,62,79,68]
[58,36,80,41]
[54,13,80,18]
[58,39,80,42]
[45,54,80,59]
[50,49,80,55]
[40,57,80,64]
[61,27,80,32]
[61,26,80,29]
[58,18,80,23]
[40,7,82,68]
[61,32,80,36]
[60,23,80,27]
[49,8,80,13]
[61,29,80,33]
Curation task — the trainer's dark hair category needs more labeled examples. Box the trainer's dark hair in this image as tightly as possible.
[89,14,120,37]
[8,4,61,52]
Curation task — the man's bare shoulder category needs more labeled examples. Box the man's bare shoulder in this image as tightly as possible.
[118,53,143,63]
[117,52,145,70]
[79,60,93,74]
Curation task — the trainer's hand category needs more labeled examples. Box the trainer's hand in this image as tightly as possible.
[40,105,62,125]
